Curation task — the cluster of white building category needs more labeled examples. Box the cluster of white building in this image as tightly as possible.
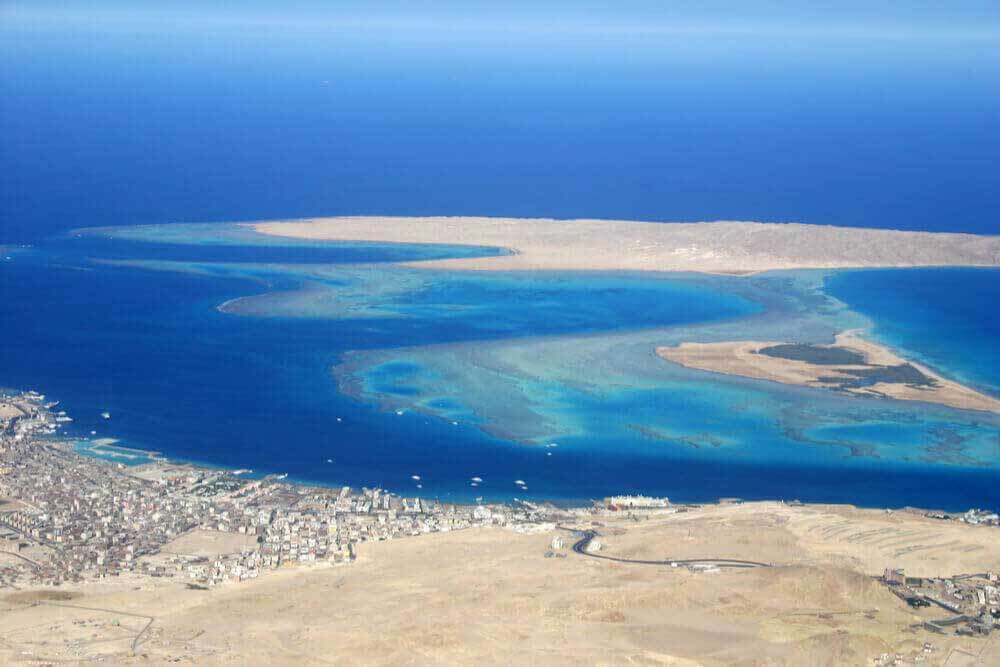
[960,509,1000,526]
[0,391,552,588]
[882,567,998,637]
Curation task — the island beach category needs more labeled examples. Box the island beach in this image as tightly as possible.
[253,216,1000,415]
[658,331,1000,415]
[253,216,1000,274]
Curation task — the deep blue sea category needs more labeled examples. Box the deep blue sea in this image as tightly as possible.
[1,232,998,510]
[1,6,998,510]
[2,7,1000,243]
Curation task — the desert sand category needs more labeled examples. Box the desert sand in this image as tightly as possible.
[252,216,1000,273]
[0,402,26,421]
[2,502,998,665]
[658,331,1000,414]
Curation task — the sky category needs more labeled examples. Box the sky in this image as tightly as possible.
[5,1,997,96]
[5,1,1000,40]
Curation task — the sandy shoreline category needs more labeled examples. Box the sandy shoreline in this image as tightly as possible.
[252,216,1000,274]
[658,331,1000,414]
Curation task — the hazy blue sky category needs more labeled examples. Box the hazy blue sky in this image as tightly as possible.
[5,1,999,38]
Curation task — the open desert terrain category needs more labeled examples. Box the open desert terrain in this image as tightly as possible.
[2,501,997,666]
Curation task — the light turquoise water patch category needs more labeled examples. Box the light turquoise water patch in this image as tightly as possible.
[73,222,508,261]
[8,225,998,509]
[76,222,295,246]
[64,237,1000,470]
[74,440,157,466]
[336,269,1000,468]
[94,259,433,319]
[808,420,999,467]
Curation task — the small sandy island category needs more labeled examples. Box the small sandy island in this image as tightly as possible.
[659,331,1000,414]
[253,216,1000,273]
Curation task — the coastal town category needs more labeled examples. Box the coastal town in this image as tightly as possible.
[881,566,999,639]
[3,388,999,664]
[0,390,559,589]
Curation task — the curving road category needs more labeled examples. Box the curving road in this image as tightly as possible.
[563,528,772,569]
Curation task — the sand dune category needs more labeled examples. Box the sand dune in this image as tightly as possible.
[253,216,1000,274]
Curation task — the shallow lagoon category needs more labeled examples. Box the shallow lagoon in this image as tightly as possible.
[1,226,997,509]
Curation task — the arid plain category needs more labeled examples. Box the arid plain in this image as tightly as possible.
[3,502,998,666]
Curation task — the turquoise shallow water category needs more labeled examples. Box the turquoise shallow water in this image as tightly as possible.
[4,5,999,510]
[0,225,997,509]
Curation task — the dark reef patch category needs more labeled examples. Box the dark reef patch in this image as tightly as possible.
[819,364,936,390]
[759,343,866,366]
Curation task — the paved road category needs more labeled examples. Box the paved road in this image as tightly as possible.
[563,528,772,569]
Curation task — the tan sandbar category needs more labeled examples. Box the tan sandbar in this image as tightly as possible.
[658,331,1000,414]
[253,216,1000,273]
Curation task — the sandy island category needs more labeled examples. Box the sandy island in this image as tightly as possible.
[253,216,1000,273]
[659,331,1000,414]
[252,216,1000,413]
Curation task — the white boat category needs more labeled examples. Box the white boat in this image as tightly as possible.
[101,412,111,419]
